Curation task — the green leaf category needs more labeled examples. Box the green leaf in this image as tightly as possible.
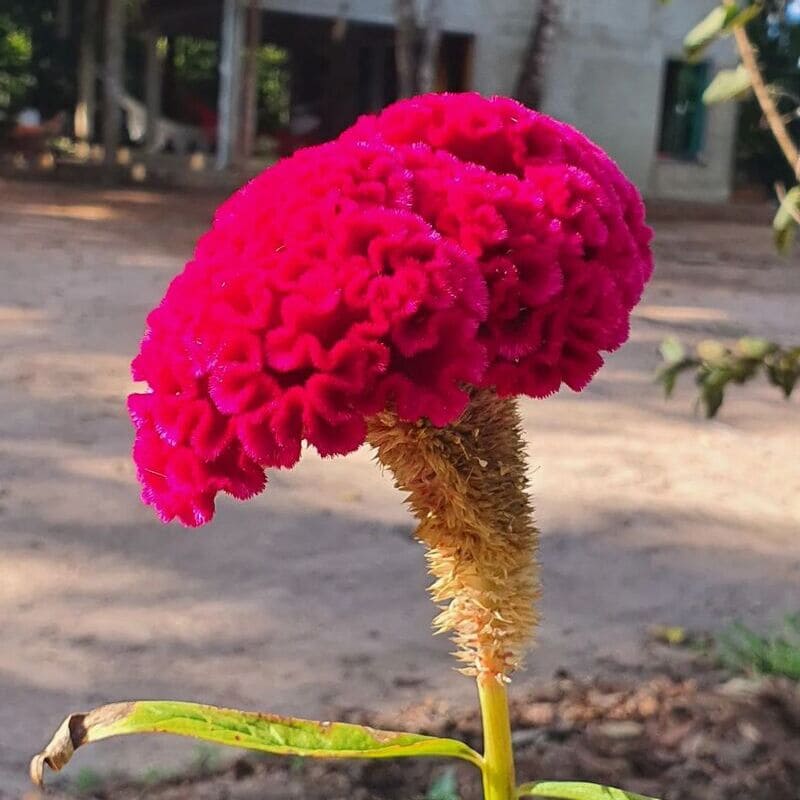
[30,701,483,787]
[696,339,728,364]
[659,336,686,364]
[773,186,800,255]
[734,337,775,360]
[684,4,739,60]
[727,2,764,29]
[766,360,799,397]
[518,780,659,800]
[657,364,678,396]
[729,358,759,384]
[657,360,693,397]
[701,384,725,417]
[703,64,752,104]
[700,367,730,417]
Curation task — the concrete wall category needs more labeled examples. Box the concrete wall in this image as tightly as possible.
[538,0,738,201]
[648,87,739,203]
[469,0,739,200]
[643,1,740,202]
[260,0,739,201]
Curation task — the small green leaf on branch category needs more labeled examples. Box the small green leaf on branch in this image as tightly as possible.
[699,368,728,417]
[702,64,752,104]
[773,185,800,254]
[658,336,800,415]
[684,4,740,60]
[518,780,659,800]
[656,360,693,397]
[696,339,728,364]
[734,337,775,360]
[656,336,696,396]
[659,336,685,364]
[765,348,800,397]
[727,2,764,29]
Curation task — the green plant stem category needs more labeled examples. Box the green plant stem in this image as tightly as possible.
[478,675,516,800]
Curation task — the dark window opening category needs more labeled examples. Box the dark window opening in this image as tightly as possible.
[658,59,709,160]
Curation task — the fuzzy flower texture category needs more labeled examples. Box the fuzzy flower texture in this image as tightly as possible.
[129,93,653,527]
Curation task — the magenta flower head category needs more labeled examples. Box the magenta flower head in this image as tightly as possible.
[129,93,653,527]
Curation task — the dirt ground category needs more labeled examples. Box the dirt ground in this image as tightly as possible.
[24,659,800,800]
[0,178,798,797]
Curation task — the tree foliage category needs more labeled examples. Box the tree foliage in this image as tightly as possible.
[0,12,33,121]
[658,1,799,416]
[0,1,76,123]
[658,336,800,417]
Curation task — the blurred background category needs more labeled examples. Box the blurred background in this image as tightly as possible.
[0,1,798,799]
[1,0,798,192]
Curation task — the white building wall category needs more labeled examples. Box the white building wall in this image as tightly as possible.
[643,0,740,202]
[261,0,739,201]
[467,1,541,95]
[541,0,663,189]
[538,0,738,201]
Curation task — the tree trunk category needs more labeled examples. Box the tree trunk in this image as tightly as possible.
[418,0,443,93]
[56,0,71,39]
[514,0,559,110]
[102,0,125,172]
[143,28,163,153]
[239,0,262,160]
[393,0,417,98]
[216,0,245,169]
[74,0,97,142]
[323,14,352,137]
[163,36,177,115]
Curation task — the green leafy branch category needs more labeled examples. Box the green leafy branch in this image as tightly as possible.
[658,336,800,417]
[663,1,800,251]
[682,1,763,62]
[658,2,798,417]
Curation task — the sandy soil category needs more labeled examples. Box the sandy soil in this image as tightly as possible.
[0,179,797,796]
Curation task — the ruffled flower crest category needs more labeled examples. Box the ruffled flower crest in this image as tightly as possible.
[129,93,653,527]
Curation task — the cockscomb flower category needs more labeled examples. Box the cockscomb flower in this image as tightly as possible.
[130,92,653,678]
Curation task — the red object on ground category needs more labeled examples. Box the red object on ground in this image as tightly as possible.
[181,95,218,145]
[5,112,65,156]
